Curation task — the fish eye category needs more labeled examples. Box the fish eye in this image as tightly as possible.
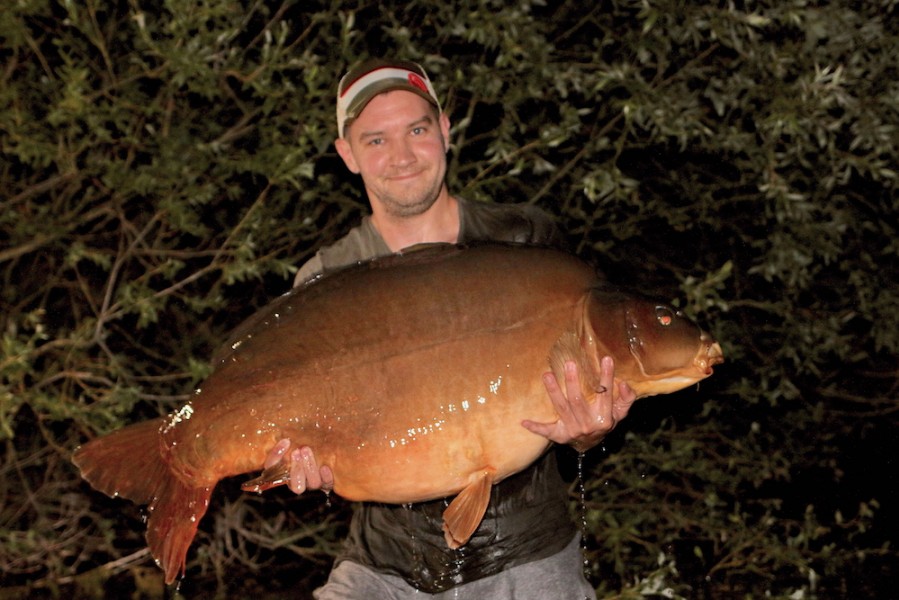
[655,306,675,326]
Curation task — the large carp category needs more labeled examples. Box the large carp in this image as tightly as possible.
[72,243,723,584]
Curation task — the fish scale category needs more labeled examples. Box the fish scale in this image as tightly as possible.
[72,242,723,584]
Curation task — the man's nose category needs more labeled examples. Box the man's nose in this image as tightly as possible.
[391,139,416,166]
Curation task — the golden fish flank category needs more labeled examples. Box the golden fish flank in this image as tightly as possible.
[72,242,723,584]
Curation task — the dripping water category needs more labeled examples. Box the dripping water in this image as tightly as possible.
[402,502,438,594]
[403,503,422,576]
[577,450,589,574]
[578,444,607,584]
[443,497,465,593]
[450,545,464,600]
[401,499,469,596]
[169,575,182,599]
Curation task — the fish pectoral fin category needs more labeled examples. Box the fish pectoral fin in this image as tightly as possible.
[549,330,602,394]
[241,457,291,493]
[442,469,495,549]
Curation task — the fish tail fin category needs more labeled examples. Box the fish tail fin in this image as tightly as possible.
[72,418,213,584]
[145,477,213,584]
[72,418,168,504]
[442,469,495,548]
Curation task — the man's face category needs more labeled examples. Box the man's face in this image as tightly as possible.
[336,90,451,218]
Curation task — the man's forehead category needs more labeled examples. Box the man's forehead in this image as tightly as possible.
[356,114,436,138]
[348,91,439,135]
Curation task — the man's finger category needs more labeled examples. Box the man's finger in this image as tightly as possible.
[288,448,307,494]
[300,446,321,489]
[264,438,291,469]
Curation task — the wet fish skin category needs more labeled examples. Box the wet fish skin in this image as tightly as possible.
[72,242,723,584]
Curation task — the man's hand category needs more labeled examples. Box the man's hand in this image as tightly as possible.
[264,439,334,495]
[522,356,636,453]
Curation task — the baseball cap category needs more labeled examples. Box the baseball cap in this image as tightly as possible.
[336,58,442,138]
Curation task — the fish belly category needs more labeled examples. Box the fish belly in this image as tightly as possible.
[317,325,563,502]
[165,244,595,502]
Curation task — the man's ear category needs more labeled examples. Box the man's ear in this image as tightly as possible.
[439,113,451,153]
[335,138,360,174]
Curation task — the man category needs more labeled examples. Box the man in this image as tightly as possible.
[266,59,636,599]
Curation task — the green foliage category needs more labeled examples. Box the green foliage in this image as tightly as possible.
[2,0,896,597]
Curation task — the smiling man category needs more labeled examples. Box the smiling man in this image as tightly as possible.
[268,59,636,599]
[336,82,453,226]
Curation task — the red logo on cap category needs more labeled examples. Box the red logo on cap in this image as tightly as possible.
[408,73,428,94]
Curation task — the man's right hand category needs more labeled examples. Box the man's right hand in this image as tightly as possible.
[264,438,334,495]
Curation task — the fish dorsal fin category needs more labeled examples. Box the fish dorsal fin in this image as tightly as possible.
[442,469,495,548]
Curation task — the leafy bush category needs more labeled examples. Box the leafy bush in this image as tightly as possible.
[2,0,896,597]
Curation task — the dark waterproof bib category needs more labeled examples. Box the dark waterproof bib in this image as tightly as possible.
[340,452,575,592]
[315,199,578,592]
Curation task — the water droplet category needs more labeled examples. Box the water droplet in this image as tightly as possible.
[577,452,589,572]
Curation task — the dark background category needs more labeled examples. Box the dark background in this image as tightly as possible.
[2,1,896,598]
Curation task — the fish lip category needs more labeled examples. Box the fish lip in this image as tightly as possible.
[704,341,725,374]
[695,339,724,375]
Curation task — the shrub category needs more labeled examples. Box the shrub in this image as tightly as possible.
[2,1,896,597]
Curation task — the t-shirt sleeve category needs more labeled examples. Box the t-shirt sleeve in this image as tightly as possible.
[293,253,325,287]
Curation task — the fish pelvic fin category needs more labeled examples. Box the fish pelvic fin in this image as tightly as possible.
[72,418,213,585]
[241,456,291,493]
[442,469,495,549]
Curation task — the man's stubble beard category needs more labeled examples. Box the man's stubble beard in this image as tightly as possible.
[375,165,447,219]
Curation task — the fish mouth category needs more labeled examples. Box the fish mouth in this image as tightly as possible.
[695,338,724,375]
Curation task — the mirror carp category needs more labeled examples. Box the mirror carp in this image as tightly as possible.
[73,243,723,584]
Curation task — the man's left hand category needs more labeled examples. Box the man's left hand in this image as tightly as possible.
[521,356,636,453]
